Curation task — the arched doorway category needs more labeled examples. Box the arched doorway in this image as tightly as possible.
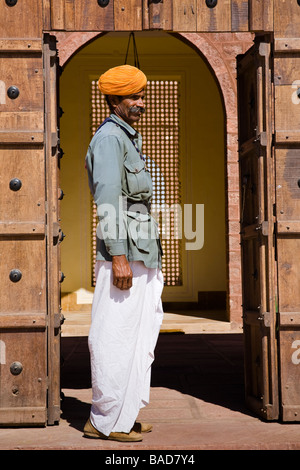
[1,0,299,431]
[57,31,254,332]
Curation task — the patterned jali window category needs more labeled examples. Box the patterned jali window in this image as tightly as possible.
[90,79,182,287]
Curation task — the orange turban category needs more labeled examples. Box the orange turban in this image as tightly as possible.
[98,65,147,96]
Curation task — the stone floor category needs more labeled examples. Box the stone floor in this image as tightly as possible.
[1,321,300,451]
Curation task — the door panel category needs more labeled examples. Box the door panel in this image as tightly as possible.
[0,46,44,145]
[278,326,300,421]
[0,55,43,113]
[0,148,45,224]
[274,40,300,422]
[50,0,114,31]
[0,238,46,313]
[0,42,47,425]
[0,330,47,425]
[0,0,42,38]
[237,39,279,420]
[72,0,114,31]
[114,0,143,31]
[0,34,62,427]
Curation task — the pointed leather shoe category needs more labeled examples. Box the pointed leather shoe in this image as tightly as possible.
[83,418,143,442]
[132,421,153,433]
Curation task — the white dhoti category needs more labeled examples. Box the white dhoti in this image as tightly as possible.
[88,260,164,436]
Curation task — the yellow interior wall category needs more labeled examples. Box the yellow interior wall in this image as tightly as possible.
[59,32,226,305]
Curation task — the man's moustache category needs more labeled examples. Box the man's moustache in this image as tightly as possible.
[129,106,145,114]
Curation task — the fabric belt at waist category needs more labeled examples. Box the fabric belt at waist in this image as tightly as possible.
[123,198,150,215]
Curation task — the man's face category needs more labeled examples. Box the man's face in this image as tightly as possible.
[111,90,145,126]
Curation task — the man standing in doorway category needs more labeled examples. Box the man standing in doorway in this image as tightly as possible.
[84,65,164,442]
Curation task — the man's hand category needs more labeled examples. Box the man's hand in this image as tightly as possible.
[112,255,133,290]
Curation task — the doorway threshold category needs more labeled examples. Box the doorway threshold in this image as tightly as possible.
[161,310,241,334]
[61,309,242,337]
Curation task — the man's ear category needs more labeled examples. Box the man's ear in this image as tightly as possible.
[108,95,121,109]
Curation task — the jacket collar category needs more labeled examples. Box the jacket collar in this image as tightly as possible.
[110,113,137,137]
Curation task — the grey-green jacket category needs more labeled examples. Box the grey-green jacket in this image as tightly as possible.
[85,113,162,269]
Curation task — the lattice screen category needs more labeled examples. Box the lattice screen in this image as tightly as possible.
[90,79,182,287]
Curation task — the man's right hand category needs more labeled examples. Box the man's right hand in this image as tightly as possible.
[112,255,133,290]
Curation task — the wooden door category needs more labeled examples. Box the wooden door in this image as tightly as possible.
[0,25,46,422]
[0,32,62,426]
[273,27,300,421]
[237,38,279,420]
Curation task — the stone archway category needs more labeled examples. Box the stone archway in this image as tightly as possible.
[55,30,254,326]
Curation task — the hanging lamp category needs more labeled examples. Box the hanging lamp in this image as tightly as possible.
[124,32,141,69]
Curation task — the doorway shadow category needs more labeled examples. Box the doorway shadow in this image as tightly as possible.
[60,332,253,431]
[151,332,251,415]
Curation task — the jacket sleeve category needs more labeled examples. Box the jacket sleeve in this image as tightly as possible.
[91,134,126,256]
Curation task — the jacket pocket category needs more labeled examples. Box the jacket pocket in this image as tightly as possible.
[126,212,155,254]
[123,158,152,196]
